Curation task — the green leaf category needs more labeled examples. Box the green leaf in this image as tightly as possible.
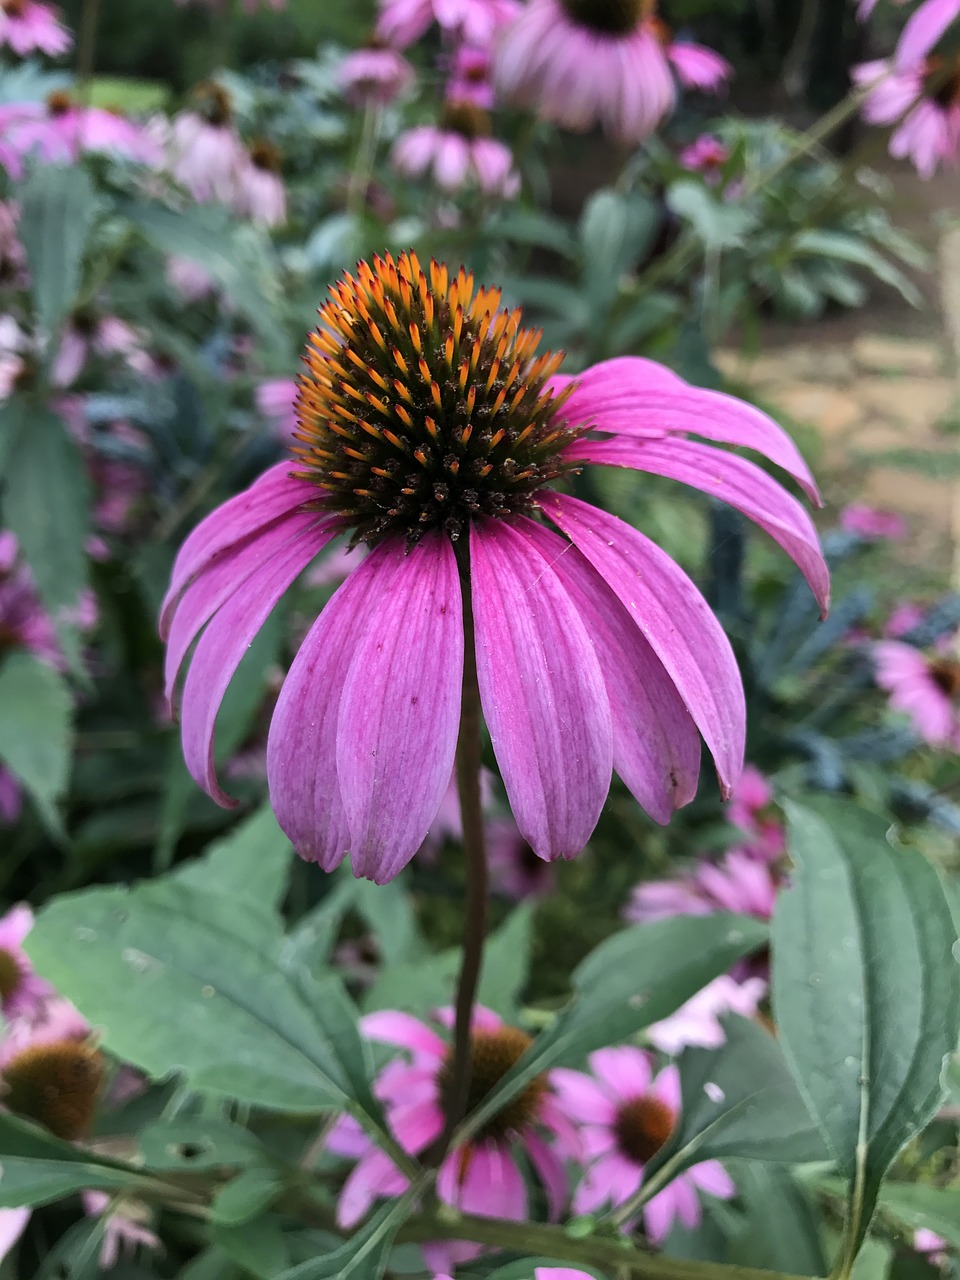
[579,188,658,308]
[351,876,422,967]
[666,182,757,250]
[175,807,292,914]
[475,903,533,1020]
[362,948,461,1017]
[211,1219,293,1279]
[25,880,376,1116]
[793,229,922,306]
[0,1113,149,1208]
[211,1167,283,1227]
[642,1017,827,1192]
[18,165,98,339]
[772,799,960,1270]
[877,1183,960,1251]
[1,406,90,668]
[138,1118,266,1172]
[459,914,767,1144]
[274,1194,413,1280]
[125,201,285,353]
[0,651,73,836]
[727,1163,827,1276]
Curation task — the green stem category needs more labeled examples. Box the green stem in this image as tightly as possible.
[347,102,382,221]
[428,543,488,1165]
[75,0,103,100]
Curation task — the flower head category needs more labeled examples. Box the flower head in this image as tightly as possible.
[0,999,103,1141]
[164,85,247,204]
[161,252,826,883]
[647,975,767,1054]
[496,0,729,143]
[626,848,779,926]
[393,106,520,198]
[679,135,730,183]
[0,93,161,175]
[236,140,287,228]
[376,0,519,50]
[875,639,960,749]
[553,1047,734,1240]
[0,0,71,56]
[854,56,960,179]
[81,1192,160,1270]
[839,502,907,540]
[338,43,414,106]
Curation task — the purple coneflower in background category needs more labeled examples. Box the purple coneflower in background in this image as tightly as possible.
[235,140,287,228]
[853,55,960,178]
[874,638,960,749]
[679,135,730,182]
[393,103,520,198]
[895,0,960,71]
[338,42,415,107]
[0,906,51,1019]
[496,0,730,143]
[0,93,161,175]
[161,250,826,884]
[376,0,518,51]
[839,502,906,541]
[0,0,70,56]
[328,1006,576,1270]
[553,1047,734,1241]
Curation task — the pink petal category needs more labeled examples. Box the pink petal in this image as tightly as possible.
[551,1068,617,1124]
[181,522,332,805]
[326,1114,370,1158]
[440,1142,528,1219]
[573,1152,642,1214]
[337,1150,408,1229]
[336,531,463,883]
[569,437,829,617]
[689,1159,735,1199]
[360,1010,447,1061]
[561,357,820,504]
[0,904,32,950]
[390,1097,445,1153]
[524,1131,569,1220]
[511,517,700,823]
[589,1045,652,1101]
[669,1174,703,1228]
[164,511,328,708]
[644,1184,680,1242]
[651,1063,682,1113]
[896,0,960,70]
[469,518,613,860]
[0,1208,30,1262]
[539,492,745,797]
[160,463,318,635]
[267,544,393,869]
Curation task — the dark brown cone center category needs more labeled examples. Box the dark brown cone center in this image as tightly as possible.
[557,0,646,37]
[441,101,491,140]
[3,1041,104,1141]
[1,0,26,17]
[614,1094,676,1166]
[0,949,21,1001]
[929,656,960,699]
[46,91,73,117]
[436,1025,546,1141]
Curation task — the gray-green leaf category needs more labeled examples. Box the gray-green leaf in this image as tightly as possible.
[0,651,73,836]
[19,165,98,340]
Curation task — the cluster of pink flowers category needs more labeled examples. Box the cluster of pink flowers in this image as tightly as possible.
[328,1007,735,1269]
[0,906,159,1268]
[855,0,960,178]
[0,94,161,178]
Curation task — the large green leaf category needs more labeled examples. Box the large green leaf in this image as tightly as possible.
[726,1163,827,1276]
[0,1114,150,1208]
[772,799,960,1270]
[475,903,534,1020]
[1,406,90,667]
[0,651,73,836]
[274,1195,413,1280]
[25,880,375,1116]
[876,1183,960,1251]
[18,165,98,339]
[458,914,767,1145]
[175,806,292,914]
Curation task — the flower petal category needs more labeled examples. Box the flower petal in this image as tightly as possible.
[160,463,317,635]
[589,1045,652,1101]
[551,1067,617,1124]
[560,357,820,504]
[164,511,329,708]
[570,436,829,616]
[469,518,613,860]
[896,0,960,70]
[511,516,700,822]
[360,1010,447,1061]
[524,1131,569,1221]
[181,523,331,806]
[267,544,392,868]
[336,531,463,883]
[539,491,744,796]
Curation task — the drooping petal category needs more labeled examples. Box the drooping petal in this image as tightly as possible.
[569,436,829,616]
[160,463,318,635]
[896,0,960,70]
[164,511,329,707]
[360,1010,447,1061]
[524,1131,568,1220]
[181,522,334,805]
[337,1150,408,1229]
[511,516,700,822]
[267,542,395,869]
[539,492,744,796]
[440,1141,528,1220]
[558,357,820,503]
[336,531,463,883]
[469,518,613,860]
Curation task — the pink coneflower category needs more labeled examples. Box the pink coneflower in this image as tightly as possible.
[647,974,767,1054]
[328,1006,575,1257]
[338,43,414,107]
[255,378,299,439]
[235,140,287,228]
[626,849,779,926]
[885,601,927,638]
[446,46,495,109]
[52,313,146,388]
[896,0,960,72]
[914,1230,950,1266]
[727,764,785,861]
[393,105,520,198]
[853,56,960,179]
[875,640,960,749]
[839,502,907,540]
[0,202,26,289]
[1,93,161,173]
[0,906,51,1019]
[166,255,218,302]
[165,85,247,204]
[487,815,556,898]
[0,531,74,670]
[496,0,729,144]
[0,0,71,56]
[376,0,519,51]
[161,252,826,884]
[0,998,102,1141]
[553,1047,734,1241]
[679,135,730,183]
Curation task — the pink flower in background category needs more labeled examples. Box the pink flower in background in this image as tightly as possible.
[235,141,287,228]
[727,764,785,861]
[0,202,26,288]
[875,640,960,749]
[679,135,730,181]
[853,57,960,179]
[1,94,161,173]
[497,0,729,143]
[0,0,71,56]
[896,0,960,71]
[52,314,146,388]
[647,975,767,1054]
[328,1006,575,1268]
[553,1047,734,1241]
[256,379,299,439]
[165,86,247,203]
[160,255,825,883]
[0,906,52,1019]
[885,601,926,638]
[376,0,519,50]
[0,532,78,671]
[166,255,218,302]
[80,1194,160,1270]
[914,1230,950,1265]
[446,45,495,109]
[839,503,907,540]
[338,45,414,106]
[626,849,779,926]
[393,109,520,198]
[0,315,27,400]
[536,1272,599,1280]
[488,816,557,899]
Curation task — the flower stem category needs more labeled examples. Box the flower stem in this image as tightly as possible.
[430,544,488,1165]
[75,0,103,101]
